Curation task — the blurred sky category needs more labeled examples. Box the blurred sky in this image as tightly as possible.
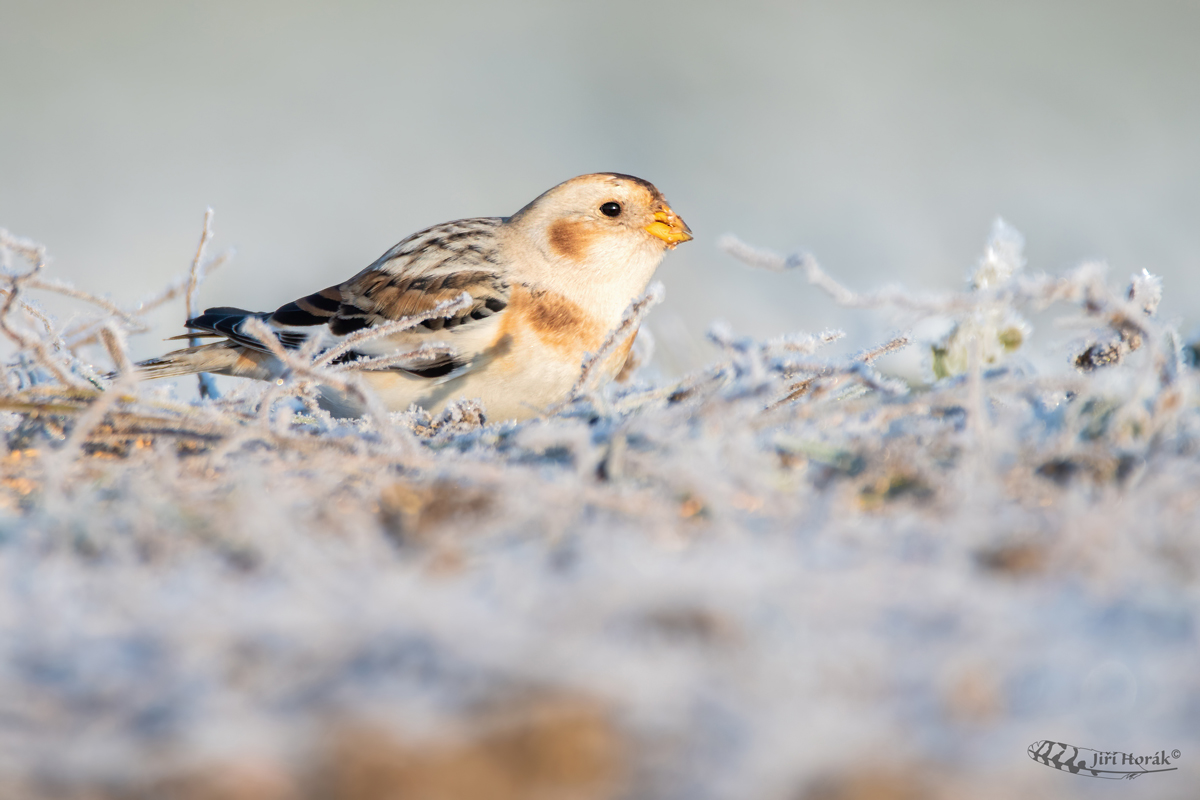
[3,0,1198,372]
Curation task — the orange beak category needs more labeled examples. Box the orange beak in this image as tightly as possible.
[644,206,693,248]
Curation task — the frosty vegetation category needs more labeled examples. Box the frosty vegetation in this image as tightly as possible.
[0,217,1196,800]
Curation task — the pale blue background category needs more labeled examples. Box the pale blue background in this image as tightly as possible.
[3,0,1198,371]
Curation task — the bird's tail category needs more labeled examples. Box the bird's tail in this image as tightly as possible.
[130,341,247,381]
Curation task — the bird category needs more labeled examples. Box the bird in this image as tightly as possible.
[134,173,691,421]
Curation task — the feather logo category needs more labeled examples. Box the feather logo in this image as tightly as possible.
[1028,741,1180,779]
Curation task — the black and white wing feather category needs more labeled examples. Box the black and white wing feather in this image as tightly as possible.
[183,218,512,378]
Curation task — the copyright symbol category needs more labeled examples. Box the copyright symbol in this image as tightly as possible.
[1172,750,1181,759]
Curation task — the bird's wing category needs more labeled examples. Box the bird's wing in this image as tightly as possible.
[184,218,512,377]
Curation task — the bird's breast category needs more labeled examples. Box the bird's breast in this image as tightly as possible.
[498,284,605,357]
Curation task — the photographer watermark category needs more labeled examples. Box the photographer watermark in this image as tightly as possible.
[1029,740,1179,780]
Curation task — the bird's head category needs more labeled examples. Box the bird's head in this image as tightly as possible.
[510,172,691,266]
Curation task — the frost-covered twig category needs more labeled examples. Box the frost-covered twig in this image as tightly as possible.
[239,316,411,452]
[185,208,221,399]
[718,235,866,307]
[723,230,1174,387]
[722,232,987,312]
[759,333,912,412]
[24,278,145,329]
[59,244,231,352]
[41,325,139,494]
[100,323,135,379]
[327,343,458,374]
[235,294,468,448]
[312,292,473,368]
[569,281,666,401]
[239,317,345,389]
[719,233,1159,326]
[116,252,230,321]
[856,334,912,364]
[0,231,88,389]
[185,208,214,331]
[0,228,47,273]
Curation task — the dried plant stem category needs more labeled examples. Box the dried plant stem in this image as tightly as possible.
[312,292,472,368]
[326,343,457,373]
[27,278,144,328]
[238,317,410,453]
[857,334,912,363]
[0,238,88,389]
[40,326,139,495]
[186,208,214,327]
[967,330,985,439]
[569,281,665,401]
[127,252,232,319]
[184,209,221,399]
[59,248,230,351]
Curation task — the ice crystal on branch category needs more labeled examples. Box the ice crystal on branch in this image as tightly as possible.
[0,215,1196,800]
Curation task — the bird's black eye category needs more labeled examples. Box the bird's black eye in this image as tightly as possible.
[599,202,622,218]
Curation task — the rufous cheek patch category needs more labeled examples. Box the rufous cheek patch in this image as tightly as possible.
[547,219,598,262]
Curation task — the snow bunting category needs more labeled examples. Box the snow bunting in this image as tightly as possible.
[136,173,691,421]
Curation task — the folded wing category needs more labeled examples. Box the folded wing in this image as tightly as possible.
[184,217,511,378]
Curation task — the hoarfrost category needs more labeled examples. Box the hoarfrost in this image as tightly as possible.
[0,220,1196,799]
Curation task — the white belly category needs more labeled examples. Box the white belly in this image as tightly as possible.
[319,325,624,422]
